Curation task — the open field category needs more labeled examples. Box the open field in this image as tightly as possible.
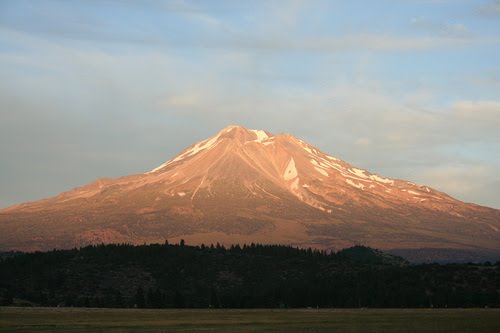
[1,307,499,333]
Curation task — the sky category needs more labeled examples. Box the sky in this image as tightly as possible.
[0,0,499,209]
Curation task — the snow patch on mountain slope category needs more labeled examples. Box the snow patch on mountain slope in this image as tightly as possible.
[321,160,345,173]
[149,162,170,173]
[148,134,222,173]
[185,134,220,157]
[311,159,331,170]
[314,167,328,177]
[251,130,269,143]
[350,168,368,179]
[420,186,431,193]
[369,175,394,184]
[309,155,395,188]
[344,166,395,186]
[303,146,314,155]
[342,173,372,182]
[284,158,298,181]
[317,206,332,213]
[346,179,365,190]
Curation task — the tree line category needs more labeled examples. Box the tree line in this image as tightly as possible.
[0,242,498,308]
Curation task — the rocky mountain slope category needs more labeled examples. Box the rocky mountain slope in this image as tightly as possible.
[1,125,498,261]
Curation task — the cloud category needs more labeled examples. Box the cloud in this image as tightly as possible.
[416,164,500,208]
[467,71,500,92]
[451,100,500,119]
[158,73,500,152]
[410,17,472,38]
[478,1,500,17]
[1,1,497,54]
[151,33,497,52]
[445,101,500,143]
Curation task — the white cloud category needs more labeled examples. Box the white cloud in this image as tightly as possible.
[410,17,472,38]
[451,100,500,119]
[416,164,500,208]
[478,1,500,17]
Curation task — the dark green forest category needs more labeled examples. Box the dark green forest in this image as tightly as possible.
[0,243,498,308]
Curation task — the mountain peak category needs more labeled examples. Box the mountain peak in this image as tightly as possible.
[148,126,274,173]
[218,125,274,143]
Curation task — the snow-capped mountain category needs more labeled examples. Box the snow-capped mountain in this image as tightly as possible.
[1,126,499,261]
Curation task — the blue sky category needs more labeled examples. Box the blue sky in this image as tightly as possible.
[1,0,499,208]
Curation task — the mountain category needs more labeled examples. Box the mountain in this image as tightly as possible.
[0,125,499,261]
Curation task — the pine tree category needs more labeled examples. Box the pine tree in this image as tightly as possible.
[210,287,218,308]
[173,290,185,308]
[135,287,145,308]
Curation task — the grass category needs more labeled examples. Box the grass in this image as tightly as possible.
[1,307,499,332]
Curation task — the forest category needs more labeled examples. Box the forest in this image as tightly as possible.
[0,242,498,308]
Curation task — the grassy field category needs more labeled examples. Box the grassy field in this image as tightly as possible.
[1,307,499,332]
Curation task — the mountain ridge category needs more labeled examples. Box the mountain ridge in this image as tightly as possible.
[0,125,498,261]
